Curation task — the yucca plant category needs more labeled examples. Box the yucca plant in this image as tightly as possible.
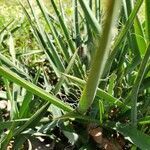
[0,0,150,149]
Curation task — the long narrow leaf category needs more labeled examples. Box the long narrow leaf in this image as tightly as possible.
[103,0,144,78]
[131,43,150,127]
[78,0,101,34]
[116,124,150,149]
[0,66,73,112]
[145,0,150,41]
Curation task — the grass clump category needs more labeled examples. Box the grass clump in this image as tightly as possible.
[0,0,150,149]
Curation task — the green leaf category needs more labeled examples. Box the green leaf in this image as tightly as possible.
[107,73,117,95]
[99,100,104,124]
[8,33,16,64]
[138,116,150,125]
[19,68,41,118]
[116,124,150,150]
[53,48,78,94]
[0,66,73,112]
[130,43,150,126]
[78,0,101,34]
[104,0,144,77]
[133,16,147,56]
[0,53,30,79]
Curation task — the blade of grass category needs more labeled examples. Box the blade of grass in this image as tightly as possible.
[0,122,16,149]
[45,32,65,72]
[0,118,50,131]
[50,0,84,78]
[36,0,70,62]
[123,0,142,59]
[0,20,14,36]
[3,79,18,120]
[51,23,70,61]
[26,0,65,72]
[116,124,150,149]
[130,43,150,127]
[103,0,144,78]
[53,48,79,94]
[78,0,101,34]
[19,68,41,118]
[8,33,16,64]
[133,16,147,56]
[138,116,150,125]
[32,27,61,77]
[145,0,150,41]
[73,0,81,48]
[19,0,63,78]
[13,102,50,136]
[51,0,76,53]
[0,102,50,149]
[99,100,104,124]
[0,53,30,79]
[0,66,73,112]
[54,111,99,124]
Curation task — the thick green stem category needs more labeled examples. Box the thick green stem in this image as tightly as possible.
[77,0,122,114]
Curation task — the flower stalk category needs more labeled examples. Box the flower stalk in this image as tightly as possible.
[77,0,122,114]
